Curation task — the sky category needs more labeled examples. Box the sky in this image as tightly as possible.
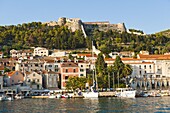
[0,0,170,34]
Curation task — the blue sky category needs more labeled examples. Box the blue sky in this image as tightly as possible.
[0,0,170,34]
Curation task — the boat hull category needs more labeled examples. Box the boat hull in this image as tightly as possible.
[116,88,136,98]
[83,92,99,98]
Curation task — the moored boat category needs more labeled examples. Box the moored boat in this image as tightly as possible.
[115,88,136,98]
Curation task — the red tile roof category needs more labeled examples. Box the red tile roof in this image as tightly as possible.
[61,62,78,67]
[77,53,97,57]
[138,54,170,60]
[7,71,18,76]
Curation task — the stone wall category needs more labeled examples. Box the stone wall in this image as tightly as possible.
[43,17,127,33]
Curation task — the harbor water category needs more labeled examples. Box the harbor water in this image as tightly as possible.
[0,97,170,113]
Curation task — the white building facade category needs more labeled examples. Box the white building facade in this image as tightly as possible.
[33,47,49,57]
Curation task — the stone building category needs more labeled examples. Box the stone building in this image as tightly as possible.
[43,17,127,33]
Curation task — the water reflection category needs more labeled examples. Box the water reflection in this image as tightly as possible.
[0,97,170,113]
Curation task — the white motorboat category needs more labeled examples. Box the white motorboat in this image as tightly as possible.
[14,94,24,99]
[0,95,5,101]
[116,88,136,98]
[83,91,98,98]
[4,93,14,101]
[0,92,5,101]
[48,95,56,98]
[3,96,13,101]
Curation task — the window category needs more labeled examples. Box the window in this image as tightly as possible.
[139,65,141,69]
[65,76,69,80]
[35,64,38,67]
[145,71,146,74]
[48,65,52,67]
[28,79,31,82]
[80,69,84,72]
[55,65,58,68]
[37,79,39,82]
[81,65,83,67]
[55,69,59,72]
[144,65,146,69]
[33,79,35,83]
[156,75,160,78]
[139,71,141,75]
[66,69,68,73]
[33,74,35,77]
[80,74,84,76]
[149,65,151,69]
[73,69,76,72]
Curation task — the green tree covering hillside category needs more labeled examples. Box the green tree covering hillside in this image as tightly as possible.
[91,29,170,55]
[156,29,170,38]
[0,22,170,56]
[0,22,87,55]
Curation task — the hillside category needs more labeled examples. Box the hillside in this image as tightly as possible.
[156,29,170,38]
[0,21,170,57]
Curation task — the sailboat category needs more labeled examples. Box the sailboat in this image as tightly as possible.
[83,81,99,98]
[83,41,99,98]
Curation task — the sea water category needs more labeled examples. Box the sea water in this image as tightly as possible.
[0,97,170,113]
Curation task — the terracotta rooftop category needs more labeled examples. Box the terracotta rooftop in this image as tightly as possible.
[61,62,78,67]
[0,66,4,70]
[43,70,58,74]
[77,53,97,57]
[138,54,170,60]
[105,58,139,61]
[7,71,21,77]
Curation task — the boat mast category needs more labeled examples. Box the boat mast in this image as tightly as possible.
[113,72,115,89]
[92,41,95,84]
[92,41,98,91]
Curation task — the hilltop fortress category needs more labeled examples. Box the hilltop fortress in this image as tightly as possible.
[43,17,126,33]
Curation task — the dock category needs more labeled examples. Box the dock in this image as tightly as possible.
[32,96,49,99]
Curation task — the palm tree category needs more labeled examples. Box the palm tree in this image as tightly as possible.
[122,64,133,87]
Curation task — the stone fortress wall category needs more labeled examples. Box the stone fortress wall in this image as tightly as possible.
[43,17,126,32]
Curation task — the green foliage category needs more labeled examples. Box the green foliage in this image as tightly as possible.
[112,56,132,86]
[95,53,107,88]
[156,29,170,38]
[91,30,170,55]
[4,67,11,73]
[1,22,170,56]
[66,76,87,91]
[0,22,87,51]
[129,29,144,34]
[95,53,106,76]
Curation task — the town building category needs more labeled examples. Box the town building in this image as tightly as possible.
[15,58,44,72]
[33,47,49,57]
[10,49,33,58]
[4,71,24,86]
[0,52,3,58]
[43,70,59,89]
[25,71,43,90]
[105,54,170,90]
[60,62,79,89]
[50,51,66,57]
